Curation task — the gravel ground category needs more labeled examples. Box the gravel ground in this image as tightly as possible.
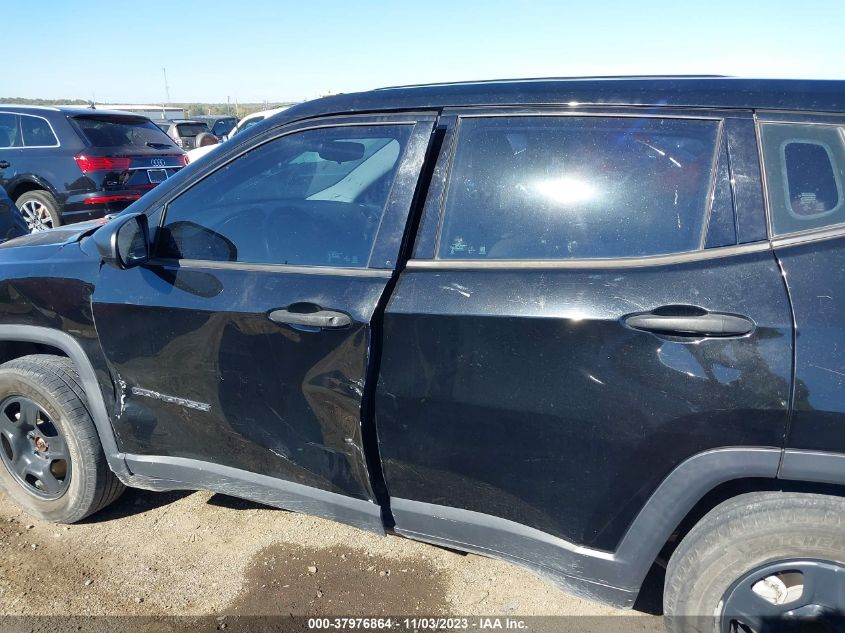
[0,487,663,631]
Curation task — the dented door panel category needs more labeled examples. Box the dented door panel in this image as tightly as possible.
[91,115,436,502]
[94,266,388,500]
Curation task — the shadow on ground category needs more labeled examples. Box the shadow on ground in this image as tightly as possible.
[78,488,193,524]
[206,493,278,511]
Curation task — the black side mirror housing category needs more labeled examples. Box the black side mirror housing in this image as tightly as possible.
[92,213,150,269]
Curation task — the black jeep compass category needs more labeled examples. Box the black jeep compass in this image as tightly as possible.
[0,77,844,632]
[0,106,187,232]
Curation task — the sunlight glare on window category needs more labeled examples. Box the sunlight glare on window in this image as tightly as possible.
[534,176,597,205]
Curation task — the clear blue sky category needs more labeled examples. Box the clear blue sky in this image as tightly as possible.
[4,0,844,104]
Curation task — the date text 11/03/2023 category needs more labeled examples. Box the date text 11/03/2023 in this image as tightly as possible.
[306,618,529,630]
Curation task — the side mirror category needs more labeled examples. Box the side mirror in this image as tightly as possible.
[93,213,150,269]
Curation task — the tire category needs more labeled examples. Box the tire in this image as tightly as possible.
[15,190,61,232]
[0,355,123,522]
[194,132,217,148]
[664,491,845,633]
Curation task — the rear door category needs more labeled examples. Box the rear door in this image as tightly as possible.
[377,109,793,556]
[759,114,845,457]
[92,113,434,512]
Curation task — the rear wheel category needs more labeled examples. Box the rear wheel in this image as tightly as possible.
[0,355,123,522]
[16,190,61,232]
[664,492,845,633]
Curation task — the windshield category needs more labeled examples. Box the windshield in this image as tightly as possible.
[73,115,177,148]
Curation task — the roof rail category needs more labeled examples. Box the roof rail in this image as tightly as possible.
[375,75,732,91]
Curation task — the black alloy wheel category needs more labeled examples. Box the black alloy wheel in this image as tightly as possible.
[0,395,70,499]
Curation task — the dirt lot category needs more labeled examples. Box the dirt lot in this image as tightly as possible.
[0,487,663,631]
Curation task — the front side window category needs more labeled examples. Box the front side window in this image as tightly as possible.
[438,116,720,260]
[760,123,845,235]
[20,115,58,147]
[157,124,412,267]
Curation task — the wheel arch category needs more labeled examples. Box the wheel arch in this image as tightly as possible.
[0,325,128,478]
[625,450,845,612]
[7,177,60,203]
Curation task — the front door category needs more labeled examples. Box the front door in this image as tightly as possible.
[92,114,433,504]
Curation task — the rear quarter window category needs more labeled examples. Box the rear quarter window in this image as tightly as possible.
[20,115,58,147]
[438,116,720,260]
[760,122,845,236]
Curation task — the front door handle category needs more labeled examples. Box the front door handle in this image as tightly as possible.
[268,304,352,330]
[624,309,754,337]
[0,161,9,169]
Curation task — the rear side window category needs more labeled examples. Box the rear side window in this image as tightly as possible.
[438,116,720,260]
[157,124,412,267]
[74,115,176,148]
[760,123,845,235]
[20,115,58,147]
[0,113,19,148]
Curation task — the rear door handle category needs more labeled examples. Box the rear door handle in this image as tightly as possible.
[0,161,9,169]
[268,304,352,330]
[624,310,754,337]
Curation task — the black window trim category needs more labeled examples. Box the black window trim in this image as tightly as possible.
[152,115,429,273]
[152,258,393,278]
[0,111,61,149]
[428,109,726,264]
[407,241,770,270]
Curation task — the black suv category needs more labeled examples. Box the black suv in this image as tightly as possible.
[192,115,238,139]
[1,78,845,631]
[0,106,187,232]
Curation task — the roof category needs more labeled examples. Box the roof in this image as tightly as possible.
[277,77,845,121]
[192,115,237,120]
[0,104,164,118]
[96,104,183,110]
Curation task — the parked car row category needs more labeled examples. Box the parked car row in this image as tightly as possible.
[0,105,296,234]
[192,114,238,139]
